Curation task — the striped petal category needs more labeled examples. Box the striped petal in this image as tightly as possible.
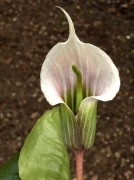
[40,7,120,108]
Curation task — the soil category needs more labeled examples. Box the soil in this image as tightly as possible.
[0,0,134,179]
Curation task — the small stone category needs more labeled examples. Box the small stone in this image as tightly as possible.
[38,96,44,102]
[15,82,22,87]
[121,4,128,8]
[12,92,16,97]
[108,178,114,180]
[41,26,46,30]
[76,5,80,10]
[130,164,134,169]
[115,152,120,158]
[28,75,37,83]
[126,35,131,40]
[94,21,102,27]
[13,17,17,22]
[129,96,133,100]
[106,147,112,157]
[130,146,134,152]
[30,112,39,119]
[0,113,4,119]
[6,113,11,118]
[91,175,98,180]
[32,93,38,98]
[109,7,116,13]
[124,171,132,179]
[6,58,12,65]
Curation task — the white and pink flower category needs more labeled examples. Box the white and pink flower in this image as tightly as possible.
[40,7,120,150]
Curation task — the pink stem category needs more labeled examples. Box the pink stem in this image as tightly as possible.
[75,151,84,180]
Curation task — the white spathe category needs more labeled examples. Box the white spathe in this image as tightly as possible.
[40,7,120,107]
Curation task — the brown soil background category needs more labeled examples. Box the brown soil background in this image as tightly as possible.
[0,0,134,179]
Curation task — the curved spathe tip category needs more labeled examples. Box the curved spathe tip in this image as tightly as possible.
[55,6,77,40]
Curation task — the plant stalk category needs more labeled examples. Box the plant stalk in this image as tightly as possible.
[75,151,84,180]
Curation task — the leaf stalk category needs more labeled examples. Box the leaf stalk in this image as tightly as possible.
[75,151,84,180]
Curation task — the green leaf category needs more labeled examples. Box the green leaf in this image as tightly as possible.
[19,106,71,180]
[0,153,20,180]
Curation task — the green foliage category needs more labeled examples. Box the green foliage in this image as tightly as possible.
[0,153,20,180]
[19,106,71,180]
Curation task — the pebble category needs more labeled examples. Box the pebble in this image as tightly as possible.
[30,112,39,119]
[106,147,112,157]
[0,113,4,119]
[27,75,37,83]
[94,21,102,27]
[12,92,16,97]
[38,96,44,102]
[130,164,134,169]
[130,146,134,152]
[126,35,131,40]
[124,171,132,179]
[15,82,22,87]
[91,175,98,180]
[32,93,38,98]
[115,152,120,158]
